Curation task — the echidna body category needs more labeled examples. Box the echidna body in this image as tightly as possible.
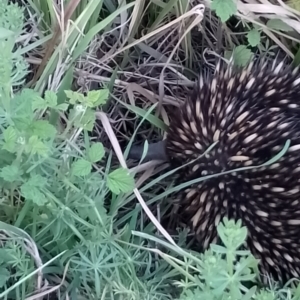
[165,59,300,283]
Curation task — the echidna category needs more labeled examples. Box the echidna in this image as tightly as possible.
[165,58,300,283]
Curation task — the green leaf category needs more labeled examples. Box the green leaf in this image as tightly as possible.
[2,126,17,152]
[0,267,10,288]
[72,159,92,177]
[20,175,47,206]
[0,165,21,182]
[65,90,77,103]
[65,90,85,104]
[30,120,57,139]
[3,126,17,143]
[0,28,15,39]
[0,249,12,264]
[44,90,57,107]
[210,244,227,254]
[242,286,257,300]
[267,19,293,32]
[56,103,69,111]
[12,89,34,118]
[26,136,49,156]
[2,141,16,153]
[124,104,167,131]
[32,96,47,111]
[20,184,47,206]
[88,142,105,163]
[247,29,260,47]
[86,89,109,107]
[75,108,96,131]
[107,168,135,195]
[211,0,237,23]
[233,45,252,67]
[27,174,47,188]
[12,117,32,131]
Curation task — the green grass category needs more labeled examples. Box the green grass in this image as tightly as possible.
[1,0,300,299]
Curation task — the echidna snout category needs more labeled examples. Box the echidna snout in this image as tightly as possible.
[165,59,300,283]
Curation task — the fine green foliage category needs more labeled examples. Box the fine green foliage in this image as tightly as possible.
[177,218,260,300]
[0,1,28,90]
[0,241,35,292]
[0,0,24,32]
[133,218,300,300]
[0,58,135,206]
[211,0,237,22]
[0,2,147,298]
[3,0,300,299]
[172,218,299,300]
